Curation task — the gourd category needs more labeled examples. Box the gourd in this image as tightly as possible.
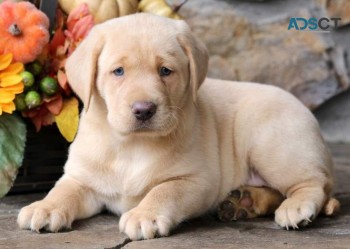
[139,0,186,19]
[58,0,139,23]
[0,1,50,63]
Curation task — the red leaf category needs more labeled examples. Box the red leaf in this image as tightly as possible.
[22,109,39,118]
[45,94,63,115]
[31,107,54,131]
[49,28,66,56]
[23,106,55,131]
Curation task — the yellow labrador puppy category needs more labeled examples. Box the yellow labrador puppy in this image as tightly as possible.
[18,13,339,240]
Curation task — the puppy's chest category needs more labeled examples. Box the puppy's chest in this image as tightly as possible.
[95,146,159,198]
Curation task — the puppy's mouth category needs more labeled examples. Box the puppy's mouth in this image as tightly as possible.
[132,120,155,132]
[129,113,178,136]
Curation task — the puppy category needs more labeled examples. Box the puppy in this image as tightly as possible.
[18,13,339,240]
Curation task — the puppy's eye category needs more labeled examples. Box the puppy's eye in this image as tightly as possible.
[160,67,172,77]
[113,67,124,76]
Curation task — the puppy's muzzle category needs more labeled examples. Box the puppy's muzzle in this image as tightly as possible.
[132,101,157,121]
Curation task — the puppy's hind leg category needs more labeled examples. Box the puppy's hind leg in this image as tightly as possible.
[218,186,284,221]
[274,180,331,229]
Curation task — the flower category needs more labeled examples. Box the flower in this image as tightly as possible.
[0,53,24,115]
[48,4,95,93]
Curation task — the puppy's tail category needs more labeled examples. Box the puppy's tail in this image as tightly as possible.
[322,197,341,216]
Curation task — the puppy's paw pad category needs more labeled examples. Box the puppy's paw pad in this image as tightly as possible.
[275,199,316,229]
[119,208,173,240]
[218,188,256,221]
[17,201,71,232]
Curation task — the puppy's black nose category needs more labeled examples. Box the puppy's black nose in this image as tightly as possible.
[132,101,157,121]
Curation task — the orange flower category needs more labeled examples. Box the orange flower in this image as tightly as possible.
[0,53,24,115]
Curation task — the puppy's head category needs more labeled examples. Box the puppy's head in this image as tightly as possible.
[66,13,208,137]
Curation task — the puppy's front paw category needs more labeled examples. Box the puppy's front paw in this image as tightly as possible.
[119,208,173,240]
[275,199,316,229]
[17,201,73,232]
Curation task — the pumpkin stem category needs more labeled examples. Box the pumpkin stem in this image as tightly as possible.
[172,0,188,13]
[9,24,22,36]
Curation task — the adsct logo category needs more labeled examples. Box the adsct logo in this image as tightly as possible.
[288,17,341,32]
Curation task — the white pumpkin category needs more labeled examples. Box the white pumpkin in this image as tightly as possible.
[58,0,139,23]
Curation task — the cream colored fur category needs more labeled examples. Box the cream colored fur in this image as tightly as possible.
[18,13,336,240]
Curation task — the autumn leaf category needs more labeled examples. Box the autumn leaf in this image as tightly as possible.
[49,28,65,56]
[57,69,68,90]
[22,106,55,132]
[45,94,63,115]
[55,97,79,142]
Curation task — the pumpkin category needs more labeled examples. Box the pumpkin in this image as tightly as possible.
[139,0,187,19]
[0,1,50,63]
[58,0,139,24]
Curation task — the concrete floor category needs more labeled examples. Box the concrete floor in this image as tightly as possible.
[0,143,349,249]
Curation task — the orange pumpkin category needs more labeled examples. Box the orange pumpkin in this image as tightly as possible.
[0,1,50,63]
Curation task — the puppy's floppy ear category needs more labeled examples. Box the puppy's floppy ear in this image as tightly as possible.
[65,27,104,112]
[176,21,208,103]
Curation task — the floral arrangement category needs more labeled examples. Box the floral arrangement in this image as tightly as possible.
[0,0,187,197]
[0,0,92,142]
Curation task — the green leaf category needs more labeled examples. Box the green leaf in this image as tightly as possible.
[0,113,26,198]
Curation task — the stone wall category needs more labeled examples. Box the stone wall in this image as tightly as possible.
[179,0,350,142]
[179,0,350,110]
[315,89,350,143]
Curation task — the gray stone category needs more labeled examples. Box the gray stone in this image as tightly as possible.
[0,194,127,249]
[179,0,350,109]
[332,25,350,75]
[315,90,350,143]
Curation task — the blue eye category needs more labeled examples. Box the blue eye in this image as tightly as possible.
[160,67,172,76]
[113,67,124,76]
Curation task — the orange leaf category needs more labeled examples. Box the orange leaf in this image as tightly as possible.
[58,58,67,70]
[57,70,68,90]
